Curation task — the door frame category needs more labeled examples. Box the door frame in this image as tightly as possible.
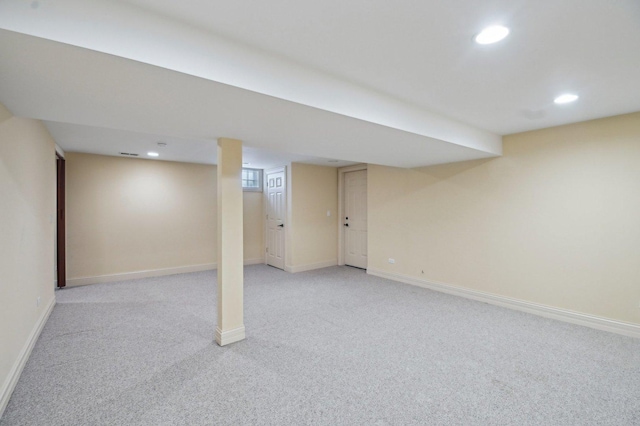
[263,166,287,269]
[338,164,367,266]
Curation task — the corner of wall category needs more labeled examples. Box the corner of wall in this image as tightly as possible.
[0,112,57,418]
[0,298,55,418]
[0,103,13,124]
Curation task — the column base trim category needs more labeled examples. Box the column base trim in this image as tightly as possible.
[215,325,246,346]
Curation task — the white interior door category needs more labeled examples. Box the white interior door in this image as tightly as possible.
[266,169,286,270]
[344,170,367,269]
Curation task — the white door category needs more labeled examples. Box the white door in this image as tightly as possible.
[266,169,286,270]
[344,170,367,269]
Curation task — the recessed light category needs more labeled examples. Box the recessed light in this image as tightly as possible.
[147,152,159,157]
[475,25,510,45]
[554,94,579,104]
[328,160,339,163]
[243,162,250,165]
[157,142,167,147]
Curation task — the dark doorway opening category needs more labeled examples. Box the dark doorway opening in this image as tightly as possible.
[56,153,66,288]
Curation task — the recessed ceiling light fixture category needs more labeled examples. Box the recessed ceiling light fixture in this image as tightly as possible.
[243,162,250,165]
[147,152,159,157]
[475,25,510,45]
[554,94,579,104]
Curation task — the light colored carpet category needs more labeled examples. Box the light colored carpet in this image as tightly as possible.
[1,265,639,425]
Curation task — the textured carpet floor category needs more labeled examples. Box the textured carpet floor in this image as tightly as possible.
[2,265,639,425]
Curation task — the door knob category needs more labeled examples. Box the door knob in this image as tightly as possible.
[278,224,284,228]
[344,223,349,227]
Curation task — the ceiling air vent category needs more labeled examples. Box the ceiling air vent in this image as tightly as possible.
[119,152,139,157]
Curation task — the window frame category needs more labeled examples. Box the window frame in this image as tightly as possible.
[242,168,263,192]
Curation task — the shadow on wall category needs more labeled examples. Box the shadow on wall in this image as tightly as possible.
[413,157,495,180]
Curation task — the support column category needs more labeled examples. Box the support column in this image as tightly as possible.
[215,138,245,346]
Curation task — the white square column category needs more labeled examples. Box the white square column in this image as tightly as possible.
[215,137,245,346]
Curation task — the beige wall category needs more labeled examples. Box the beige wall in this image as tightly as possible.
[287,162,338,270]
[66,153,263,281]
[243,191,264,262]
[369,112,640,325]
[0,105,56,411]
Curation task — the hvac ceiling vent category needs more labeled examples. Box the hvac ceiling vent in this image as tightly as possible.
[119,152,139,157]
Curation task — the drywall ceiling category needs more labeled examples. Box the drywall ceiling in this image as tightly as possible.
[45,122,356,169]
[122,0,640,134]
[1,1,638,166]
[0,29,496,168]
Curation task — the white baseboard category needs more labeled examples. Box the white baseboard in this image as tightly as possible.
[286,260,337,273]
[67,258,264,287]
[215,325,246,346]
[367,268,640,339]
[0,296,56,418]
[67,263,217,286]
[67,259,266,286]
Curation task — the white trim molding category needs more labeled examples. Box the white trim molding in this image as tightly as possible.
[215,325,246,346]
[1,296,56,418]
[67,260,266,286]
[368,268,640,339]
[67,263,217,286]
[54,143,65,158]
[286,260,337,274]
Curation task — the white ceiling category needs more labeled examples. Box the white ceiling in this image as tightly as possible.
[0,29,496,168]
[125,0,640,135]
[1,0,639,167]
[45,121,356,169]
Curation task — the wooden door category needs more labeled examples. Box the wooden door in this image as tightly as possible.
[266,168,286,270]
[344,170,367,269]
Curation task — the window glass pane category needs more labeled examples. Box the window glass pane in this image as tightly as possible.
[241,168,262,190]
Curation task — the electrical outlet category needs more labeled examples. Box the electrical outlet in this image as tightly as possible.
[388,258,395,264]
[327,210,331,217]
[36,296,41,307]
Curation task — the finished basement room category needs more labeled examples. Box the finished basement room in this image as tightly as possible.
[1,1,639,425]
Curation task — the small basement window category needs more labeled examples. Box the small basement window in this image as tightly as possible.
[242,168,262,192]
